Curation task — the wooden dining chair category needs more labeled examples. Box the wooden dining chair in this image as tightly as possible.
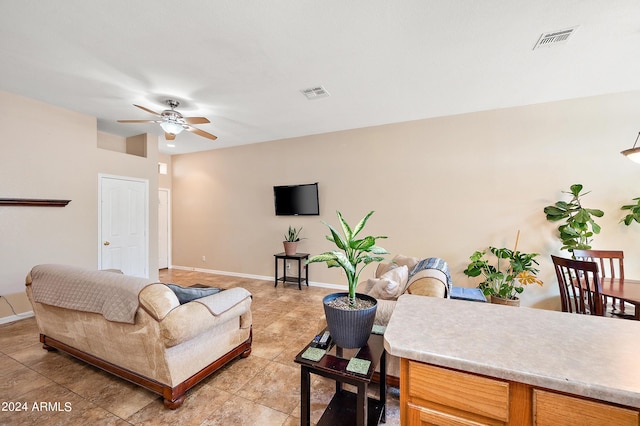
[573,249,629,315]
[551,255,604,316]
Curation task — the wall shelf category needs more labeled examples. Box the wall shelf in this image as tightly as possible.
[0,198,71,207]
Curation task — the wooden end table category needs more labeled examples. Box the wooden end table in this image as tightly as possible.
[274,252,309,290]
[294,330,386,426]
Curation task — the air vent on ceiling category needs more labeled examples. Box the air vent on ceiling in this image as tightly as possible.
[300,85,330,100]
[533,26,579,50]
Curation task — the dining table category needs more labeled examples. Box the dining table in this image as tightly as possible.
[600,277,640,320]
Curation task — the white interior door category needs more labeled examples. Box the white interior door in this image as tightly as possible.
[158,188,170,269]
[99,175,149,277]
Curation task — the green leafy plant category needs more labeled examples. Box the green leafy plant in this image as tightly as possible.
[543,184,604,253]
[621,197,640,226]
[284,226,303,242]
[463,246,542,300]
[307,211,388,308]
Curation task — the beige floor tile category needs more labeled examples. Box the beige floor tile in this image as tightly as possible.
[0,352,26,379]
[0,318,41,355]
[126,383,232,426]
[202,395,289,426]
[0,364,55,400]
[236,361,301,414]
[63,366,157,419]
[208,354,269,394]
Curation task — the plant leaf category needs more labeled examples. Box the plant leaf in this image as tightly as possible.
[351,211,375,238]
[587,209,604,217]
[570,184,583,196]
[336,211,353,242]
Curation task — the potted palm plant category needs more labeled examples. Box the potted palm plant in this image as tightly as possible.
[307,211,388,348]
[463,232,543,306]
[283,226,303,256]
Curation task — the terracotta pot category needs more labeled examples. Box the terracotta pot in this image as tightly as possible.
[490,295,520,307]
[283,241,298,256]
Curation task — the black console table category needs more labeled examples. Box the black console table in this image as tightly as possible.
[274,252,309,290]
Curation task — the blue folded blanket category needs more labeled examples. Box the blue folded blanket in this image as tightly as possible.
[166,283,222,304]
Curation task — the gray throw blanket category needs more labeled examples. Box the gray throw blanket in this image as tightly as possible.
[30,264,154,324]
[409,257,453,298]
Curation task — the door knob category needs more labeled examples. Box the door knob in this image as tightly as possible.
[103,241,110,246]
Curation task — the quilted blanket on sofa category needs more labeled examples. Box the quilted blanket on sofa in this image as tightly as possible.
[410,257,453,297]
[30,264,155,324]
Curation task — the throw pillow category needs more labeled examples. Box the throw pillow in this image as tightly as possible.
[367,265,409,300]
[392,254,421,272]
[374,262,397,278]
[165,283,222,305]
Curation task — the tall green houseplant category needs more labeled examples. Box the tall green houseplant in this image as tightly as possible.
[307,211,388,308]
[543,184,604,254]
[620,197,640,226]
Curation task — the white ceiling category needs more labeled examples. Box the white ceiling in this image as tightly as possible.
[1,1,639,154]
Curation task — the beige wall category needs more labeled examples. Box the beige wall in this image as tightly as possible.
[0,90,160,320]
[172,91,640,310]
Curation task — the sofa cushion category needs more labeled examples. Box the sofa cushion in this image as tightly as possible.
[392,254,421,272]
[165,283,222,304]
[367,265,408,300]
[194,287,252,316]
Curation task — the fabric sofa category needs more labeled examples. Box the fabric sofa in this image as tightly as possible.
[357,254,451,384]
[25,264,252,409]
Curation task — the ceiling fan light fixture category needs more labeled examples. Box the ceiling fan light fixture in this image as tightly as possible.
[160,120,184,135]
[621,132,640,164]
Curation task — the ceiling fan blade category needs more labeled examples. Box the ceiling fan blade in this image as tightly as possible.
[183,117,210,125]
[117,119,160,123]
[185,125,218,140]
[134,104,161,116]
[165,132,176,141]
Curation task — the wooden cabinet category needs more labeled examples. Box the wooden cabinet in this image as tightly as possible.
[533,390,639,426]
[401,359,640,426]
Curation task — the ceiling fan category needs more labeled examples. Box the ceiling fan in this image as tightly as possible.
[118,100,217,141]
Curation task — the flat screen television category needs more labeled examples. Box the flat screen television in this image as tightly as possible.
[273,183,319,216]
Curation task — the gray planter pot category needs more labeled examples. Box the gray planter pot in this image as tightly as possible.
[323,292,377,349]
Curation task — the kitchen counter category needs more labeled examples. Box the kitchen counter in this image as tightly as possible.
[384,294,640,408]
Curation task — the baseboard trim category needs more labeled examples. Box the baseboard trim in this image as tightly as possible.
[0,311,34,325]
[169,265,347,291]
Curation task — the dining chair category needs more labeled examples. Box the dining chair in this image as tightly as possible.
[551,255,604,316]
[572,249,630,316]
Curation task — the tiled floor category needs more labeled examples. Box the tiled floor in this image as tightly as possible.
[0,269,400,425]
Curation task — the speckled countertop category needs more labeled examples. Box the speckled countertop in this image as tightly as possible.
[384,294,640,408]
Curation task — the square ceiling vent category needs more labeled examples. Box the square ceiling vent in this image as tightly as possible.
[533,26,579,50]
[300,85,330,100]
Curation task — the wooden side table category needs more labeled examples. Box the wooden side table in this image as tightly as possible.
[274,252,309,290]
[295,331,386,426]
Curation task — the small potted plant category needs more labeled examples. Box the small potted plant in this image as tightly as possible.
[307,211,388,348]
[463,233,542,306]
[283,226,303,256]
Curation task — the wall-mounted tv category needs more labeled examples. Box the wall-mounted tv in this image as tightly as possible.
[273,183,319,216]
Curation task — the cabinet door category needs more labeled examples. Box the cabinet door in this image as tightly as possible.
[407,402,496,426]
[534,390,639,426]
[408,361,510,423]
